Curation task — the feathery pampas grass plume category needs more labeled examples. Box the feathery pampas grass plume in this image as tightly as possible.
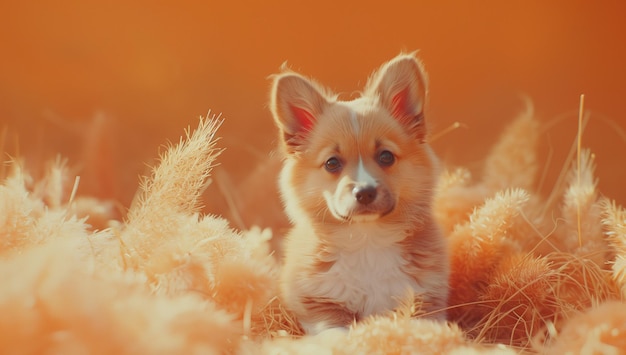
[123,116,225,249]
[559,149,605,262]
[1,106,626,353]
[448,188,529,316]
[482,101,539,192]
[0,160,89,254]
[602,199,626,298]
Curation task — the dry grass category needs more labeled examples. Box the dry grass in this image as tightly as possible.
[0,106,625,354]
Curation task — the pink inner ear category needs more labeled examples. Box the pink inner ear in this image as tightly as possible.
[290,105,316,133]
[390,87,411,122]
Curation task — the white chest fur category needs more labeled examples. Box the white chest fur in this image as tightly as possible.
[303,224,424,317]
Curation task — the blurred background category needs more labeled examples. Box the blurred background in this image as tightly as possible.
[1,1,625,228]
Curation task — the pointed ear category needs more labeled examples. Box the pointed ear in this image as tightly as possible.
[366,53,428,139]
[270,72,329,152]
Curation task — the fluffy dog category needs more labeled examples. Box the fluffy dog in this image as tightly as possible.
[270,53,449,334]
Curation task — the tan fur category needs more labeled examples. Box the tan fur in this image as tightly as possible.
[270,53,449,333]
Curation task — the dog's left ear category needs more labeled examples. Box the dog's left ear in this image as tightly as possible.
[366,53,428,140]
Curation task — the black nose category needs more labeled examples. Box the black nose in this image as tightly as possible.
[353,186,377,205]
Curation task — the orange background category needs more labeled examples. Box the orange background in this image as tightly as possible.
[1,1,625,218]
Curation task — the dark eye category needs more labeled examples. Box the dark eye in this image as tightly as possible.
[378,150,395,167]
[324,157,342,172]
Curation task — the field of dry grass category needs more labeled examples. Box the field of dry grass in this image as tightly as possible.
[1,106,625,353]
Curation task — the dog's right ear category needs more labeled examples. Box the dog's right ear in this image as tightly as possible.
[270,72,329,152]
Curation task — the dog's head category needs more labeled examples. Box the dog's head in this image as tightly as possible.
[270,53,438,227]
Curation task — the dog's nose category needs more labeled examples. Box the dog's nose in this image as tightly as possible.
[353,186,377,205]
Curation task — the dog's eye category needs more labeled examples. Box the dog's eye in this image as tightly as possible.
[324,157,342,172]
[378,150,395,167]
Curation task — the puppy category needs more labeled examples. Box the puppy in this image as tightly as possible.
[269,53,449,334]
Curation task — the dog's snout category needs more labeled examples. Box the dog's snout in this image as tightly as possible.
[353,186,377,205]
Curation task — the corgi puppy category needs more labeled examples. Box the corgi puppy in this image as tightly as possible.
[270,53,449,334]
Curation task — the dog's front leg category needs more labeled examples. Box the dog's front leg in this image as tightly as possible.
[298,296,357,335]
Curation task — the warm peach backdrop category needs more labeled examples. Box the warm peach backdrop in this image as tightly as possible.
[1,1,625,215]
